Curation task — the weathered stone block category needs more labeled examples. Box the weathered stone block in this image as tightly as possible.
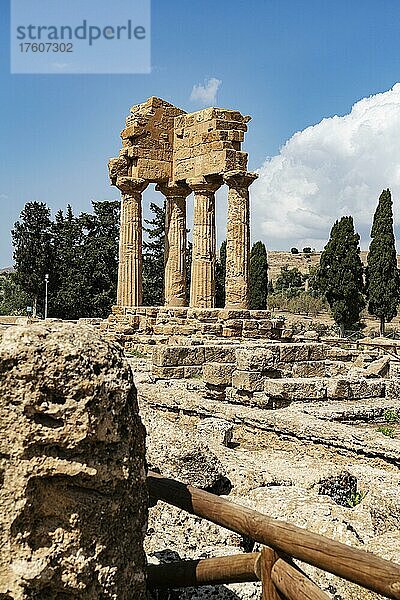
[292,361,326,378]
[236,347,275,372]
[326,378,350,399]
[349,379,385,399]
[152,346,205,367]
[152,365,185,379]
[197,418,233,447]
[0,323,147,600]
[204,345,237,363]
[232,370,265,392]
[326,347,357,361]
[308,343,329,360]
[184,366,203,379]
[218,309,250,320]
[203,362,235,386]
[199,323,223,335]
[324,360,348,377]
[222,326,242,338]
[385,380,400,397]
[279,344,309,363]
[264,378,326,400]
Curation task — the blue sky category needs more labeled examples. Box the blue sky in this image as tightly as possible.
[1,0,400,265]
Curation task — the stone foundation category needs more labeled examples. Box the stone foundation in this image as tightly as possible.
[101,306,286,351]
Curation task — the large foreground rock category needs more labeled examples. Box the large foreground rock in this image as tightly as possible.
[0,323,147,600]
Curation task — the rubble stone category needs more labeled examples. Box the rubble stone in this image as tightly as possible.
[0,323,147,600]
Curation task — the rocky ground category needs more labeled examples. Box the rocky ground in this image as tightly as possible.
[129,358,400,600]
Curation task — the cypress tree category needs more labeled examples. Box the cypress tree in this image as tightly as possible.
[12,201,53,317]
[366,189,400,336]
[249,241,268,310]
[215,240,227,308]
[315,216,364,336]
[142,201,165,306]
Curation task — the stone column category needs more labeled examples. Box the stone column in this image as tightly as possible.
[188,177,221,308]
[223,171,258,309]
[116,177,148,307]
[157,182,191,307]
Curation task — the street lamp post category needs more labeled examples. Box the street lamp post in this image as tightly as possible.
[44,274,49,320]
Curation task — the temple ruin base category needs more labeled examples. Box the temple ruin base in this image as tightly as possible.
[101,306,287,348]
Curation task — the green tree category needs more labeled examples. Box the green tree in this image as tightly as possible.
[50,205,87,319]
[12,201,53,317]
[366,189,400,336]
[249,241,268,309]
[216,240,226,308]
[315,216,364,336]
[143,201,165,306]
[0,272,29,315]
[275,266,304,298]
[80,200,120,318]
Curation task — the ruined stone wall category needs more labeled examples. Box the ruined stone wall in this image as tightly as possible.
[0,323,147,600]
[121,96,185,182]
[173,107,249,180]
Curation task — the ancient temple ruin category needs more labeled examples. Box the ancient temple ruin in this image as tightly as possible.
[108,96,258,310]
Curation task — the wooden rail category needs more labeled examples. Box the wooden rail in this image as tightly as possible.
[147,471,400,599]
[148,550,329,600]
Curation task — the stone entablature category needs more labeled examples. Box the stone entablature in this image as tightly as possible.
[108,97,258,312]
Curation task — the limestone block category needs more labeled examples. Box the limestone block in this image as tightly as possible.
[279,344,309,363]
[324,360,348,376]
[364,356,391,378]
[292,361,326,378]
[0,323,147,600]
[385,380,400,398]
[218,309,250,320]
[197,418,233,447]
[242,320,259,331]
[264,378,326,400]
[250,310,272,319]
[187,308,220,321]
[184,366,203,379]
[232,370,265,392]
[221,328,239,338]
[198,323,223,335]
[203,362,235,386]
[204,346,237,363]
[390,362,400,378]
[235,347,275,372]
[152,346,205,367]
[326,347,357,361]
[308,343,329,360]
[152,365,185,379]
[349,379,385,399]
[326,378,350,399]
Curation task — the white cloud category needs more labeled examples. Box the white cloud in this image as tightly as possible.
[251,83,400,251]
[190,77,222,106]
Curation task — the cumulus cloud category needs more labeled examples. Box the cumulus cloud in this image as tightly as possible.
[251,84,400,251]
[190,77,222,106]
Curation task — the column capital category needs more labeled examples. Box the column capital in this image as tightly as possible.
[156,181,191,199]
[115,176,149,195]
[187,176,222,194]
[223,171,258,189]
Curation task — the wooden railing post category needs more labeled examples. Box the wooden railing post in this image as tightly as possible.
[256,547,282,600]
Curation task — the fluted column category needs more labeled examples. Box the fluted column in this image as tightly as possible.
[188,177,221,308]
[157,182,191,307]
[116,177,148,307]
[223,171,258,309]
